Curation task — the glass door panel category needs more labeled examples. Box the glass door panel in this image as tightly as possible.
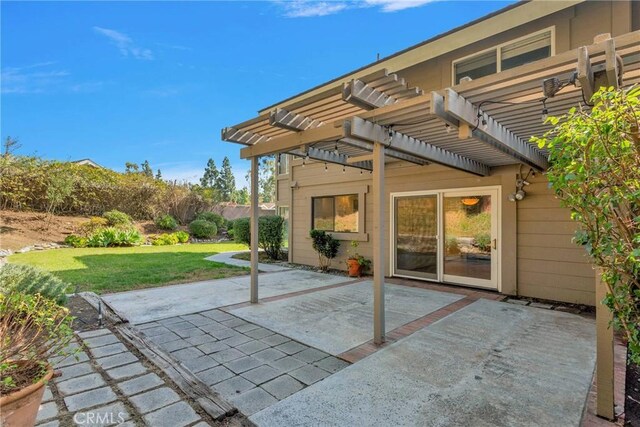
[443,191,497,288]
[394,195,438,280]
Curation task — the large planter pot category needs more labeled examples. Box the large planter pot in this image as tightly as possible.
[0,363,53,427]
[347,259,361,277]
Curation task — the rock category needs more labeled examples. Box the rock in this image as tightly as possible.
[0,249,13,257]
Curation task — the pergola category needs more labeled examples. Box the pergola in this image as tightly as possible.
[222,31,640,420]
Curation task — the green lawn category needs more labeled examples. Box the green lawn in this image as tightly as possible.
[8,242,249,294]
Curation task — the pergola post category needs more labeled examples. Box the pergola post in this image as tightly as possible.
[596,268,615,420]
[372,141,385,344]
[250,156,259,304]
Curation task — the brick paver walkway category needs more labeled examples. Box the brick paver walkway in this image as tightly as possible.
[137,309,350,416]
[38,329,212,427]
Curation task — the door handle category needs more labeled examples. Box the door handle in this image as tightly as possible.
[492,238,497,250]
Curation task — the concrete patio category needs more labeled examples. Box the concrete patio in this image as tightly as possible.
[103,268,597,426]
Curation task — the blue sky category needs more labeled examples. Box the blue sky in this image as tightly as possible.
[1,0,514,186]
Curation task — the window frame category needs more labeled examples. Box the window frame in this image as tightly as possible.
[312,194,359,234]
[277,153,289,176]
[308,185,369,242]
[451,27,555,85]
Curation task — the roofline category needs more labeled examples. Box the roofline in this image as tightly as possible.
[258,0,583,114]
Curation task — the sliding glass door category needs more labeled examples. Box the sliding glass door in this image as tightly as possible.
[392,188,499,289]
[393,194,438,280]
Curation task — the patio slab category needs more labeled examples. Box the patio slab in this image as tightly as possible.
[103,269,351,324]
[206,251,290,273]
[251,299,595,427]
[230,281,464,355]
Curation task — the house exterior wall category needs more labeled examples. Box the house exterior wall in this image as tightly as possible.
[273,1,636,306]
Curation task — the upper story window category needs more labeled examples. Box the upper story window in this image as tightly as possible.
[277,153,289,175]
[453,28,553,84]
[312,194,359,233]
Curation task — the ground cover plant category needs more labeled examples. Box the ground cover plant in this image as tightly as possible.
[8,242,248,294]
[532,86,640,362]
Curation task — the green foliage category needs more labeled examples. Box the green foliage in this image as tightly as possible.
[196,212,224,228]
[346,240,371,270]
[473,233,491,252]
[220,157,236,201]
[233,217,250,246]
[0,264,69,305]
[189,219,218,238]
[310,229,340,271]
[87,227,142,247]
[175,231,190,243]
[140,160,153,178]
[152,233,180,246]
[79,217,109,236]
[155,214,178,230]
[233,187,250,205]
[0,156,210,221]
[258,215,285,260]
[103,210,133,227]
[531,86,640,363]
[0,291,75,392]
[64,234,88,248]
[225,219,235,230]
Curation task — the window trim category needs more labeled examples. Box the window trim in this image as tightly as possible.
[312,194,359,234]
[451,26,555,85]
[308,185,369,242]
[277,153,289,176]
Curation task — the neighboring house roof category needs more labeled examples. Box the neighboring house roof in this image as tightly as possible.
[72,159,103,168]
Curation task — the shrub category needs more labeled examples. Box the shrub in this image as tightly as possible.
[473,233,491,252]
[79,217,109,236]
[175,231,190,243]
[309,229,340,271]
[225,219,234,230]
[189,220,217,239]
[196,212,224,228]
[64,234,88,248]
[0,264,69,305]
[0,291,75,394]
[87,227,141,247]
[152,233,180,246]
[532,86,640,363]
[258,215,285,260]
[103,210,132,227]
[155,214,178,230]
[233,217,250,246]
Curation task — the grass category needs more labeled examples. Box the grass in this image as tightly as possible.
[8,242,249,294]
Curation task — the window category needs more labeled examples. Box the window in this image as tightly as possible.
[453,29,553,84]
[312,194,359,233]
[277,154,289,175]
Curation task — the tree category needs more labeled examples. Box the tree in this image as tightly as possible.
[233,187,250,205]
[141,160,153,178]
[124,162,139,173]
[200,158,219,188]
[259,156,276,203]
[219,157,236,202]
[2,136,21,158]
[155,169,162,180]
[532,86,640,363]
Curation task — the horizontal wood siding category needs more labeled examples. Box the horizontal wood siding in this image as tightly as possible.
[516,174,595,305]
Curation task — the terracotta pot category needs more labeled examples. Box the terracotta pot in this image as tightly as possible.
[347,259,361,277]
[0,363,53,427]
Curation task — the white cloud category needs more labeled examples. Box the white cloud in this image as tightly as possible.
[1,63,70,94]
[93,26,154,60]
[280,1,348,17]
[363,0,435,12]
[274,0,436,17]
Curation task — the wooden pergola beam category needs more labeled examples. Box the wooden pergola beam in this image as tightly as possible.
[269,108,323,132]
[347,117,490,176]
[442,88,549,170]
[342,79,396,110]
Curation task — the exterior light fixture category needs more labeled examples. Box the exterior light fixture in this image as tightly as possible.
[508,177,530,202]
[445,123,451,134]
[515,189,526,201]
[541,99,549,123]
[481,117,488,131]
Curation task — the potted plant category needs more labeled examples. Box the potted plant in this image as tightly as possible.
[346,241,372,277]
[0,265,75,427]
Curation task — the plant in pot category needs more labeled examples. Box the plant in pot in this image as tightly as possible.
[346,241,371,277]
[0,265,75,427]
